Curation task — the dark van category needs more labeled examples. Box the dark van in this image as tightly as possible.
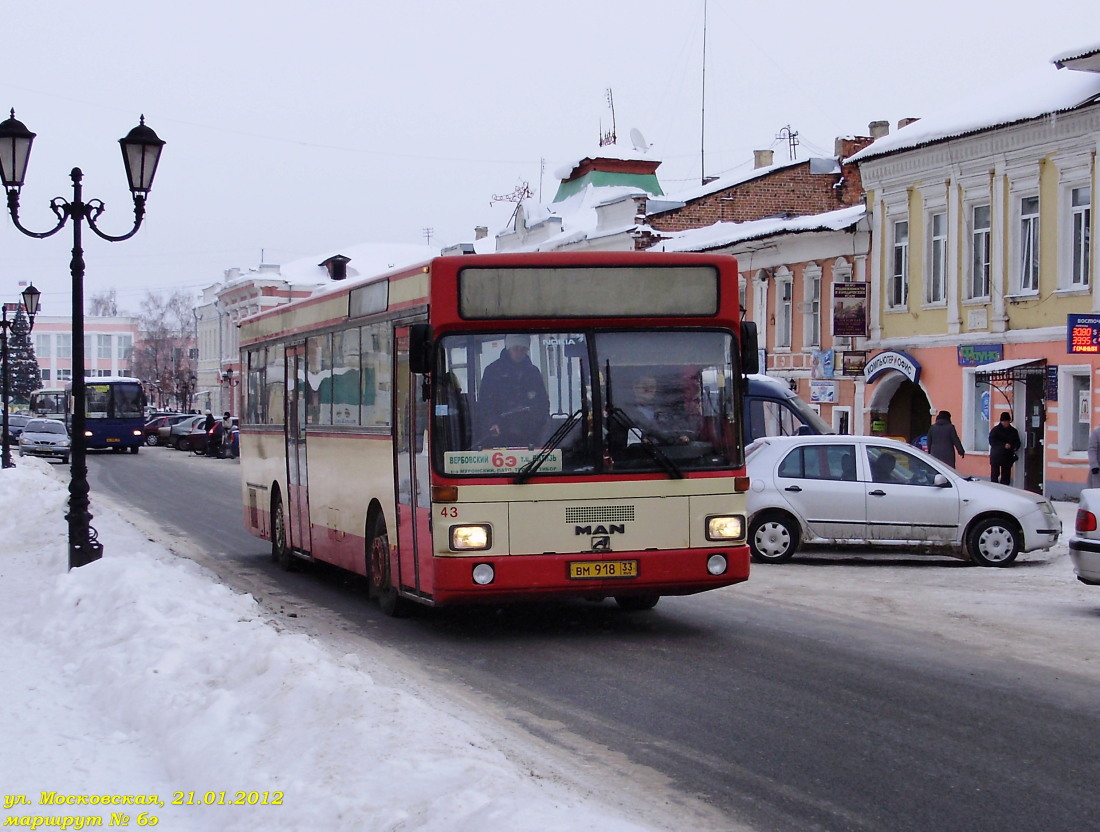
[743,374,833,444]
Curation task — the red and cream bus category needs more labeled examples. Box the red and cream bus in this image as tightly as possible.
[238,251,759,615]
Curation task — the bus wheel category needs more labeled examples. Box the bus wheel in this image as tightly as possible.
[271,494,299,572]
[129,446,139,454]
[368,514,409,618]
[614,594,659,611]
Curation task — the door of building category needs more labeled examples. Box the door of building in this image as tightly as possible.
[1021,374,1046,494]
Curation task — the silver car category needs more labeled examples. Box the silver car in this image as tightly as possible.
[18,418,71,464]
[1069,488,1100,585]
[746,434,1061,566]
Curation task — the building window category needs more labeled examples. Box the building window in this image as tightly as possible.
[927,212,946,304]
[1071,186,1091,288]
[34,333,50,358]
[97,335,112,360]
[803,272,821,348]
[777,279,792,348]
[40,369,50,382]
[118,335,133,362]
[1019,195,1040,292]
[970,204,991,299]
[890,220,909,307]
[57,334,71,359]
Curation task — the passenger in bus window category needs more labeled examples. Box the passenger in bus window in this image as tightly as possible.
[477,334,549,447]
[624,374,696,445]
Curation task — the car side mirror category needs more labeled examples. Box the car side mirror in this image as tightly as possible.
[934,474,951,488]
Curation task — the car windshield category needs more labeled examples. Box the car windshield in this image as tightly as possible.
[25,420,66,435]
[431,329,741,478]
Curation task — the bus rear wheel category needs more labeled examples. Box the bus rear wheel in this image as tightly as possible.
[368,514,409,618]
[270,494,299,572]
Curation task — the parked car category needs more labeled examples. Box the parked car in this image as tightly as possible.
[1070,489,1100,585]
[143,413,184,446]
[168,415,207,450]
[745,434,1061,566]
[186,416,239,457]
[5,412,31,441]
[17,418,71,464]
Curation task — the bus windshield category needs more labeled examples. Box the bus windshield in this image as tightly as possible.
[432,329,739,477]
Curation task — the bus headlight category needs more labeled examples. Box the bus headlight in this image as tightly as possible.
[706,514,744,541]
[450,524,492,551]
[471,563,495,585]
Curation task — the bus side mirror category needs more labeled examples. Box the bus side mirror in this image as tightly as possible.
[409,323,434,375]
[740,321,760,375]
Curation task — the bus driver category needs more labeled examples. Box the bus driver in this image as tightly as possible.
[477,334,550,447]
[624,374,696,446]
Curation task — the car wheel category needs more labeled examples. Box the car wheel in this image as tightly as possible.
[60,456,69,465]
[178,437,191,451]
[270,493,299,571]
[145,434,158,446]
[368,513,409,617]
[614,594,660,611]
[967,516,1021,566]
[749,512,800,563]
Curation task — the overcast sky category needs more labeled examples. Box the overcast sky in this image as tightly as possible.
[0,1,1094,315]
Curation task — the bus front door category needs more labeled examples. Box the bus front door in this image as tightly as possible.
[394,327,433,599]
[286,344,312,553]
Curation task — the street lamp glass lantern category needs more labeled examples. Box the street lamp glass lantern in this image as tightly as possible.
[20,283,40,319]
[0,109,36,189]
[119,115,165,195]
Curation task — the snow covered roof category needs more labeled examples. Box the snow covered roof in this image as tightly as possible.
[650,205,866,253]
[281,241,437,285]
[662,156,809,207]
[1052,41,1100,70]
[553,138,660,181]
[847,59,1100,164]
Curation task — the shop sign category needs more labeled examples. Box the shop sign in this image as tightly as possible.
[833,283,868,337]
[864,350,921,384]
[1068,314,1100,354]
[958,344,1003,366]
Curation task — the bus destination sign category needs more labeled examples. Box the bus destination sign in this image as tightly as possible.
[1068,314,1100,354]
[444,449,563,475]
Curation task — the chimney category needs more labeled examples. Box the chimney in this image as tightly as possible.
[753,149,774,169]
[897,117,920,129]
[869,120,890,140]
[474,225,488,240]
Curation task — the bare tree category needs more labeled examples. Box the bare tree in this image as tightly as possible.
[88,289,118,317]
[132,290,198,411]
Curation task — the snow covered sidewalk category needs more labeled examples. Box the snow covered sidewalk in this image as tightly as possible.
[0,460,673,832]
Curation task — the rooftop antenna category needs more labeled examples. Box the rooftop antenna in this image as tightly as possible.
[700,0,708,184]
[600,88,617,147]
[777,125,800,161]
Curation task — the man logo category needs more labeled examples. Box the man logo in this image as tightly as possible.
[591,536,611,551]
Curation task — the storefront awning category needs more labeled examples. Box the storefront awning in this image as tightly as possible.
[974,358,1046,381]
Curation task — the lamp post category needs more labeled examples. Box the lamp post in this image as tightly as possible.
[0,110,165,569]
[1,282,41,468]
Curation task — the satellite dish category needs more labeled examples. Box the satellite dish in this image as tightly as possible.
[629,127,649,152]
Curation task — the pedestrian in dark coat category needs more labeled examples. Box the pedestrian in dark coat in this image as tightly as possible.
[927,410,965,468]
[1088,424,1100,489]
[988,411,1021,485]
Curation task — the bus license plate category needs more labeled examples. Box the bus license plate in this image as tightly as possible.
[569,560,638,579]
[106,438,119,443]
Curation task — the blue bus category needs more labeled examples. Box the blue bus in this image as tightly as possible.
[30,376,147,453]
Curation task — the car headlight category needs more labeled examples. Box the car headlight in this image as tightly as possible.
[18,436,29,445]
[706,514,745,541]
[450,524,492,551]
[58,439,70,447]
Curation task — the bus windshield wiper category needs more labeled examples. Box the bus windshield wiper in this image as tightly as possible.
[515,409,582,484]
[606,407,684,479]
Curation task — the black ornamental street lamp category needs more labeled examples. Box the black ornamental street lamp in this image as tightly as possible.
[0,110,165,569]
[1,282,41,468]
